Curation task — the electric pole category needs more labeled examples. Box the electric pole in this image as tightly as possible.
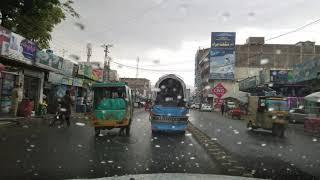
[86,43,92,63]
[101,44,113,82]
[136,56,140,78]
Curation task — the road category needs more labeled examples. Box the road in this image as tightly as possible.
[0,109,221,180]
[189,109,320,179]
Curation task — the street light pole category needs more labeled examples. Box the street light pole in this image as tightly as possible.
[102,44,113,82]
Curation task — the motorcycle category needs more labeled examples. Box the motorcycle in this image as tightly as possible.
[49,99,67,127]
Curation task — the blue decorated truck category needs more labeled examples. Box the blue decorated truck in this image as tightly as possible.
[150,74,189,133]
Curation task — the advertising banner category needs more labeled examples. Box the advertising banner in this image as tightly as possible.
[211,83,227,98]
[92,69,103,82]
[1,32,35,64]
[292,59,320,83]
[61,77,73,85]
[35,50,63,71]
[77,63,85,76]
[0,26,11,51]
[239,76,258,91]
[61,59,74,76]
[209,32,236,80]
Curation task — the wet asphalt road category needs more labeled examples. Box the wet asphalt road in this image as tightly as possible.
[189,110,320,179]
[0,109,221,180]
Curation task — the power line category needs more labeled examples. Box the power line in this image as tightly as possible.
[111,61,193,72]
[266,18,320,41]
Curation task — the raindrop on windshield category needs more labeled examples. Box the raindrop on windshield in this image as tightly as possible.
[34,172,38,176]
[177,95,182,99]
[90,169,94,173]
[153,136,158,140]
[137,118,141,122]
[146,168,149,171]
[22,125,29,128]
[185,133,192,136]
[260,58,269,65]
[155,145,160,148]
[77,144,83,148]
[189,143,193,146]
[276,49,282,54]
[312,138,317,142]
[16,160,21,163]
[107,160,114,164]
[190,157,195,160]
[75,122,85,126]
[58,165,62,169]
[278,153,282,157]
[211,137,218,141]
[153,59,160,64]
[101,161,106,164]
[204,85,210,90]
[181,141,184,144]
[117,166,122,169]
[233,130,239,134]
[26,148,32,152]
[237,141,242,145]
[161,85,166,89]
[98,133,104,137]
[186,114,190,117]
[30,144,35,148]
[248,12,255,17]
[261,143,266,147]
[216,129,221,132]
[302,155,306,159]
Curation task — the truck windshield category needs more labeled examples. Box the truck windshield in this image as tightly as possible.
[93,87,126,108]
[266,100,288,111]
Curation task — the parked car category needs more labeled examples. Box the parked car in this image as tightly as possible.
[190,103,200,109]
[200,104,213,111]
[289,108,308,123]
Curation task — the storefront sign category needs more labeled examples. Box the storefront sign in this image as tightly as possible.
[214,97,224,109]
[1,32,35,64]
[61,59,74,76]
[61,77,73,85]
[78,63,93,79]
[270,70,293,84]
[35,50,63,71]
[209,32,236,80]
[73,78,83,87]
[48,72,63,84]
[211,83,227,98]
[239,76,258,91]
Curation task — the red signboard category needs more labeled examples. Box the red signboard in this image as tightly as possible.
[211,83,227,98]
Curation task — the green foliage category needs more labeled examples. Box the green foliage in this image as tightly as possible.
[0,0,79,49]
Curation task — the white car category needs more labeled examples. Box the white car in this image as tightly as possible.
[190,103,200,109]
[200,104,213,111]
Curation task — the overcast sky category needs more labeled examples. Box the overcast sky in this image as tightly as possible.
[50,0,320,87]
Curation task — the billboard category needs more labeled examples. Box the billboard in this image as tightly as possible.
[1,32,36,64]
[35,50,63,71]
[209,32,236,80]
[291,59,320,83]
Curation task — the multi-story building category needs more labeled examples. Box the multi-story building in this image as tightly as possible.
[195,37,320,107]
[119,78,151,101]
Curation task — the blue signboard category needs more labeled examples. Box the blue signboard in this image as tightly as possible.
[209,32,236,80]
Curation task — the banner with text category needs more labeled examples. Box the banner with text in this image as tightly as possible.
[209,32,236,80]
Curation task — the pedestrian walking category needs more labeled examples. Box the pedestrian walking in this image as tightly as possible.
[10,83,23,116]
[61,90,74,127]
[221,103,225,116]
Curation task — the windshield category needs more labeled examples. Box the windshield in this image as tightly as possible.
[1,0,320,180]
[94,86,126,108]
[266,99,289,111]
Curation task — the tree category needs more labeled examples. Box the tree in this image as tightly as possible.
[0,0,79,49]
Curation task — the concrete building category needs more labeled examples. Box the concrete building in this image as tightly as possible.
[119,78,151,101]
[195,37,320,107]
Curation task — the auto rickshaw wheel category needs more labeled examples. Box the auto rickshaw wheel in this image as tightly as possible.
[247,121,254,131]
[272,124,285,138]
[125,125,131,136]
[95,127,100,136]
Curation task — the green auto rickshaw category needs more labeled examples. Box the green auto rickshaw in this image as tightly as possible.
[90,82,133,136]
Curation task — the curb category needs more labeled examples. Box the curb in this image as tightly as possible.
[187,122,253,177]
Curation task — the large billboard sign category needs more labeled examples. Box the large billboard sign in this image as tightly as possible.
[209,32,236,80]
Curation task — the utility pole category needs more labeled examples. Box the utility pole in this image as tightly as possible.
[86,43,92,63]
[101,44,113,82]
[136,56,140,78]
